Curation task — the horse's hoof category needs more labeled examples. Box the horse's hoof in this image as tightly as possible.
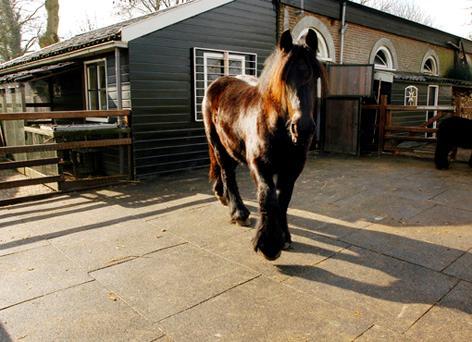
[283,241,292,250]
[261,250,282,261]
[216,194,228,206]
[231,217,251,227]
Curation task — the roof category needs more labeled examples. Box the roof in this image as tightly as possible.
[394,72,472,88]
[0,62,76,84]
[0,0,234,73]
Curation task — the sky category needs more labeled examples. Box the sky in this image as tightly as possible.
[56,0,471,39]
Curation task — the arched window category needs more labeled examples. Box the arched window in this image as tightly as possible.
[297,28,331,62]
[292,16,336,63]
[422,55,439,76]
[369,38,398,71]
[374,47,394,70]
[404,86,418,106]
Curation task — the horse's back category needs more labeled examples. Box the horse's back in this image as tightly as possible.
[204,76,259,121]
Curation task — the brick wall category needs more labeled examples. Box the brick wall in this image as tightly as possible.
[281,5,456,77]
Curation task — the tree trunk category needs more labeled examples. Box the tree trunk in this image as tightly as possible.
[39,0,59,48]
[0,0,22,61]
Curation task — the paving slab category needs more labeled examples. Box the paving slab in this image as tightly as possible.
[431,186,472,212]
[334,191,435,223]
[356,324,404,341]
[0,281,162,342]
[206,228,349,282]
[51,219,186,271]
[342,223,469,272]
[0,244,91,310]
[283,246,457,332]
[159,276,373,341]
[443,250,472,282]
[0,223,49,257]
[147,202,253,248]
[405,281,472,341]
[91,244,258,322]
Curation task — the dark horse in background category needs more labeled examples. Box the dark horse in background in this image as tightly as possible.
[203,29,327,260]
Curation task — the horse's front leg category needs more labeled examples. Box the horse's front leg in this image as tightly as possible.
[250,160,285,260]
[275,173,296,249]
[276,158,306,249]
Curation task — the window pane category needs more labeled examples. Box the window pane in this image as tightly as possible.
[99,90,107,110]
[99,63,106,89]
[87,65,98,90]
[229,59,243,75]
[88,90,98,110]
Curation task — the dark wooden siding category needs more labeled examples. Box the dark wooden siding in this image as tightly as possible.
[391,81,453,126]
[128,0,276,178]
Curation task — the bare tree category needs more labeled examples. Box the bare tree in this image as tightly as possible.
[39,0,59,48]
[0,0,44,62]
[352,0,433,26]
[113,0,191,18]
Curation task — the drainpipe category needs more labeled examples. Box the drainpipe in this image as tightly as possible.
[339,0,348,64]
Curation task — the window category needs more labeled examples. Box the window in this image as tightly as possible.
[194,48,257,122]
[369,39,397,72]
[374,47,394,70]
[296,28,332,62]
[84,59,108,111]
[422,56,438,75]
[404,85,418,106]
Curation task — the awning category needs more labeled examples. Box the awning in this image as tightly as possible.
[394,72,472,88]
[0,62,76,84]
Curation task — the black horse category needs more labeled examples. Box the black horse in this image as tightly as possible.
[202,30,327,260]
[434,116,472,169]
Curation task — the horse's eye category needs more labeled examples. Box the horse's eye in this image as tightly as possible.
[298,64,308,72]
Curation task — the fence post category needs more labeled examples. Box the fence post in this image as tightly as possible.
[378,95,388,154]
[454,97,461,117]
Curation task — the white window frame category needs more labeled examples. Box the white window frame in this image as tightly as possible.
[422,56,439,76]
[296,28,333,63]
[193,48,257,122]
[203,52,246,89]
[374,47,395,71]
[426,85,439,136]
[404,85,418,106]
[84,58,109,122]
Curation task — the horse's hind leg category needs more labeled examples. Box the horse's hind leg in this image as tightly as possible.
[213,145,250,226]
[208,145,228,206]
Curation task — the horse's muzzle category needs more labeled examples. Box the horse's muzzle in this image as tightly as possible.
[289,118,315,145]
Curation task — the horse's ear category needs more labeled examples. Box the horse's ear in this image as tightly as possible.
[279,30,293,53]
[305,29,318,53]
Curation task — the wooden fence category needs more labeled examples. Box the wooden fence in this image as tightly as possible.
[0,109,132,206]
[364,95,456,155]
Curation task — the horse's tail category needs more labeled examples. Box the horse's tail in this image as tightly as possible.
[202,90,220,182]
[208,144,220,182]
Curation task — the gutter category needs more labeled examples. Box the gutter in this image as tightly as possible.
[339,0,347,64]
[0,41,128,76]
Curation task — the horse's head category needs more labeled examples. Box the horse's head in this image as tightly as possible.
[279,29,326,145]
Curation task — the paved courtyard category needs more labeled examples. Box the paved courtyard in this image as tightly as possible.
[0,155,471,341]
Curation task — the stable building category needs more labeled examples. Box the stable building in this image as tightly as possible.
[0,0,471,180]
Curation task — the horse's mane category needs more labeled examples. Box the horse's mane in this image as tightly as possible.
[257,47,329,112]
[257,49,288,112]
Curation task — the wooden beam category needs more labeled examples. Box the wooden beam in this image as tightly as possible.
[385,135,436,143]
[0,157,60,170]
[0,109,130,121]
[421,112,446,128]
[386,126,437,134]
[0,175,63,190]
[0,191,63,207]
[386,105,455,112]
[0,138,131,154]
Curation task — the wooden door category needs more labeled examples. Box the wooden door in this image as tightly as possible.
[323,97,361,156]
